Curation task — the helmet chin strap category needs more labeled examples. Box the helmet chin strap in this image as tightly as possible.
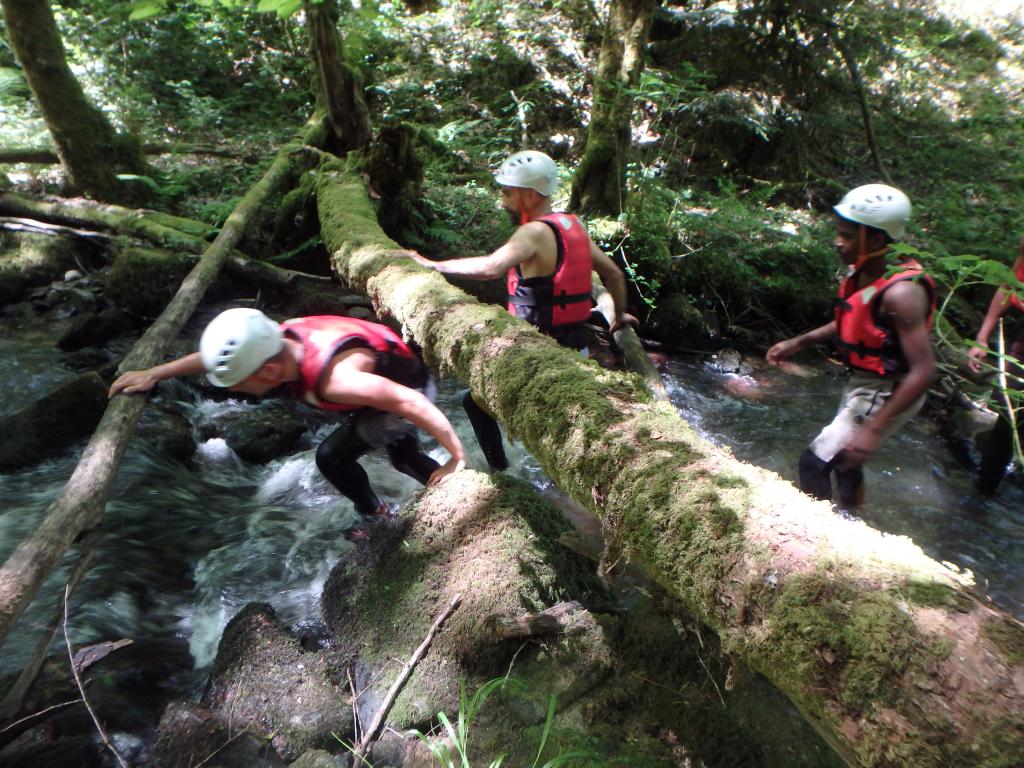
[852,225,888,272]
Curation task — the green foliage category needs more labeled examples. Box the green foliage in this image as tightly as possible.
[412,678,599,768]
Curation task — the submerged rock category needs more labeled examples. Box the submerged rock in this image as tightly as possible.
[196,401,311,464]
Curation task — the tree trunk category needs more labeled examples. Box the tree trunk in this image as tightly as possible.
[828,28,894,186]
[0,115,328,650]
[0,0,150,203]
[313,160,1024,767]
[570,0,658,216]
[306,0,371,153]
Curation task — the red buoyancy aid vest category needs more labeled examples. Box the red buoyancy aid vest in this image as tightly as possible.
[1010,259,1024,313]
[506,212,594,329]
[282,316,424,412]
[834,259,935,377]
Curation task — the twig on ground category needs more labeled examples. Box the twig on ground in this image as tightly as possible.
[191,726,252,768]
[0,697,82,734]
[354,594,462,759]
[348,666,361,745]
[63,585,129,768]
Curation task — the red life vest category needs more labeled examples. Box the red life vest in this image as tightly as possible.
[1010,259,1024,313]
[506,212,594,329]
[834,259,935,376]
[282,316,424,412]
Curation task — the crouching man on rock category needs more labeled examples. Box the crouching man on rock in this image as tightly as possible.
[109,308,466,536]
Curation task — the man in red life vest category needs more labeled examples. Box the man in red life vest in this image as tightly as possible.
[109,309,467,532]
[967,235,1024,495]
[766,184,935,509]
[409,150,637,469]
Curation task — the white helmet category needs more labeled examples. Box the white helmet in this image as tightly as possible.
[199,308,283,387]
[833,184,912,240]
[494,150,559,197]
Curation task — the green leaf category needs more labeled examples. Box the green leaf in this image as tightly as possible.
[128,0,168,21]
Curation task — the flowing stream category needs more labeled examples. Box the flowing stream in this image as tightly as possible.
[2,322,1021,764]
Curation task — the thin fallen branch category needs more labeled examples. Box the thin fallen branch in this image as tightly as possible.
[64,585,129,768]
[495,600,588,639]
[354,593,461,758]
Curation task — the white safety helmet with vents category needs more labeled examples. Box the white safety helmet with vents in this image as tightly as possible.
[833,184,912,240]
[494,150,559,197]
[199,308,283,387]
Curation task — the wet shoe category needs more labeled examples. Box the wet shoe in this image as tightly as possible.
[369,501,398,517]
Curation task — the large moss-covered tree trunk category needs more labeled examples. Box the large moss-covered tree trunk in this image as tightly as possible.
[306,0,371,153]
[313,160,1024,767]
[0,0,149,202]
[0,116,328,650]
[570,0,658,216]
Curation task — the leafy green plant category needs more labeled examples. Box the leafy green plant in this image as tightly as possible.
[412,678,597,768]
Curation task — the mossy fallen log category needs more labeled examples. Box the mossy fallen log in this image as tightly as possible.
[313,159,1024,768]
[0,115,328,650]
[0,192,332,294]
[0,143,245,165]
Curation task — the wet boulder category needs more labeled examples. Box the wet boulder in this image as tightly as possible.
[0,232,94,306]
[57,306,139,351]
[199,603,353,762]
[0,371,108,470]
[196,401,311,464]
[151,701,287,768]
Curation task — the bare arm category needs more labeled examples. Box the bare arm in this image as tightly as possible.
[968,248,1024,372]
[590,243,637,332]
[766,321,837,365]
[409,225,542,280]
[321,351,466,481]
[108,352,207,397]
[840,281,934,466]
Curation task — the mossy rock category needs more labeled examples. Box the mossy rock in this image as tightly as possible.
[321,471,607,730]
[200,603,353,762]
[0,232,92,305]
[105,247,193,317]
[151,700,287,768]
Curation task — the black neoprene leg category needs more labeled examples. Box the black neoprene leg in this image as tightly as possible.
[835,461,865,509]
[316,424,381,516]
[798,448,833,502]
[463,390,508,470]
[386,433,441,485]
[977,415,1014,495]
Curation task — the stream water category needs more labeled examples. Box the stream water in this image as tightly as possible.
[2,322,1022,765]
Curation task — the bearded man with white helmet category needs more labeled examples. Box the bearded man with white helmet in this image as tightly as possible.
[766,184,935,509]
[109,309,467,536]
[409,150,637,470]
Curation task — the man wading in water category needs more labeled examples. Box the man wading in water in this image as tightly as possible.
[766,184,935,509]
[967,235,1024,496]
[109,309,467,538]
[409,150,636,470]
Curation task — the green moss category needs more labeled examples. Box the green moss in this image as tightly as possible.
[765,574,930,716]
[981,615,1024,665]
[903,579,974,612]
